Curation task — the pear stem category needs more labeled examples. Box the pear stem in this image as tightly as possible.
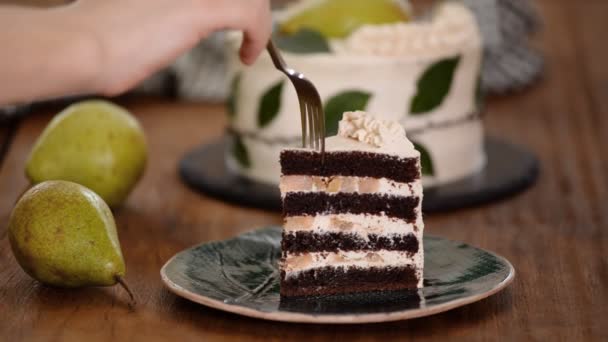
[115,275,136,309]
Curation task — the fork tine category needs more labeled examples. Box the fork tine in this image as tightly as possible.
[313,102,321,151]
[318,98,325,140]
[298,97,307,148]
[318,101,325,155]
[306,102,315,149]
[314,102,321,150]
[306,90,322,152]
[307,102,315,149]
[318,99,324,148]
[315,98,325,155]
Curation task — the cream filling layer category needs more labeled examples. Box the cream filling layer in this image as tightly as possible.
[280,176,422,198]
[282,250,424,285]
[284,212,423,237]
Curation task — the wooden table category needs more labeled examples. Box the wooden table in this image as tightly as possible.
[1,0,607,340]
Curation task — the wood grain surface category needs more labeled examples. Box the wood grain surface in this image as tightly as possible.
[1,0,607,340]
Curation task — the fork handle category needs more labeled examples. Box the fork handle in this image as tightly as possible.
[266,40,287,71]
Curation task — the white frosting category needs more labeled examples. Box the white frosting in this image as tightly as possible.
[332,111,417,158]
[284,212,423,237]
[282,250,424,287]
[339,111,405,147]
[335,2,481,57]
[418,119,485,186]
[323,134,419,159]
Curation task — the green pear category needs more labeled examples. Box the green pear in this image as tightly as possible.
[25,100,147,208]
[8,181,134,302]
[281,0,409,39]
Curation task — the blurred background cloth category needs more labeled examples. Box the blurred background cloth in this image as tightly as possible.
[136,0,544,101]
[470,0,544,93]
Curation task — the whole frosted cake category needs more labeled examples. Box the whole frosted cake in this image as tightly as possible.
[226,0,485,187]
[279,111,424,296]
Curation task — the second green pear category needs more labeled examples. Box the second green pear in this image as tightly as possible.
[26,100,147,207]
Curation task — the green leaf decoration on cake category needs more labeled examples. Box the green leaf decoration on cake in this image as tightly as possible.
[227,73,241,119]
[410,56,461,115]
[274,29,331,54]
[324,91,372,135]
[232,135,251,168]
[257,81,284,128]
[412,141,434,176]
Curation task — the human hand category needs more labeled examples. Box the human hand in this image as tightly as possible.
[68,0,271,96]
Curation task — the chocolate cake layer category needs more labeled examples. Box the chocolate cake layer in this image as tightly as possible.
[283,192,419,222]
[280,266,419,297]
[280,150,420,183]
[278,286,422,312]
[282,231,419,254]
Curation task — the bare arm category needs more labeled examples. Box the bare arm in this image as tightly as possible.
[0,0,272,106]
[0,6,101,105]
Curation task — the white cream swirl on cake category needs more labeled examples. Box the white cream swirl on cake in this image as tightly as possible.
[336,2,480,57]
[326,111,417,158]
[225,0,485,187]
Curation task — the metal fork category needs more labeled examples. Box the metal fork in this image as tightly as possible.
[266,40,325,159]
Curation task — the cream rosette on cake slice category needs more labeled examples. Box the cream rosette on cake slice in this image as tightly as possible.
[225,0,485,187]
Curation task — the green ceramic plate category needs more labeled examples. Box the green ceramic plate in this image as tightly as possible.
[161,227,514,324]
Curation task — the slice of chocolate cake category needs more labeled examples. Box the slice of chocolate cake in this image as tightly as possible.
[279,111,424,297]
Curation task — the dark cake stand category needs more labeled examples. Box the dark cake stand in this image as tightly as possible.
[179,137,539,213]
